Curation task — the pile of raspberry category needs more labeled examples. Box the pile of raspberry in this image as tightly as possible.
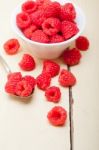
[16,0,79,43]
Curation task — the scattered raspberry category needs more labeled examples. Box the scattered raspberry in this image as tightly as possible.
[22,1,37,14]
[50,34,64,43]
[31,30,49,43]
[59,69,76,87]
[60,3,76,21]
[15,80,33,97]
[36,72,51,90]
[47,106,67,126]
[45,86,61,103]
[7,72,22,83]
[3,39,20,55]
[76,36,90,51]
[23,24,37,39]
[61,21,79,40]
[42,17,61,36]
[16,12,31,29]
[42,60,60,77]
[19,54,36,71]
[23,75,36,89]
[5,81,16,95]
[63,48,82,66]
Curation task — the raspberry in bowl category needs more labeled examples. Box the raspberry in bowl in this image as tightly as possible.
[11,0,85,59]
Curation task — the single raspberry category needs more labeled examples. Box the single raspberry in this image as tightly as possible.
[59,69,76,87]
[19,54,36,71]
[16,12,31,29]
[36,0,51,8]
[76,36,90,51]
[15,80,33,97]
[61,21,79,40]
[23,75,36,89]
[50,34,64,43]
[62,48,82,66]
[60,3,76,21]
[5,81,16,95]
[7,72,22,83]
[45,86,61,103]
[22,1,37,14]
[42,60,60,77]
[3,39,20,55]
[36,72,51,90]
[47,106,67,126]
[31,30,49,43]
[42,17,61,36]
[23,24,37,39]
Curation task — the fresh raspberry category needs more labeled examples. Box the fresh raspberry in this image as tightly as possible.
[59,69,76,87]
[62,48,82,66]
[50,34,64,43]
[19,54,36,71]
[7,72,22,83]
[3,39,20,55]
[15,80,33,97]
[47,106,67,126]
[36,0,51,8]
[22,1,37,14]
[5,81,16,95]
[43,2,61,18]
[16,12,31,29]
[31,30,49,43]
[76,36,90,51]
[45,86,61,103]
[42,17,61,36]
[61,21,79,40]
[23,24,37,39]
[60,3,76,21]
[23,75,36,89]
[42,60,60,77]
[36,72,51,90]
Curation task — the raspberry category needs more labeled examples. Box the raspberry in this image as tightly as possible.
[3,39,20,55]
[23,75,36,89]
[22,1,37,14]
[61,21,79,40]
[76,36,90,51]
[50,34,64,43]
[42,60,60,77]
[16,12,31,29]
[7,72,22,83]
[5,81,16,95]
[23,24,37,39]
[36,0,51,8]
[15,80,33,97]
[60,3,76,21]
[59,69,76,87]
[45,86,61,103]
[36,72,51,90]
[47,106,67,126]
[19,54,36,71]
[42,17,61,36]
[31,30,49,43]
[63,48,82,66]
[44,2,61,18]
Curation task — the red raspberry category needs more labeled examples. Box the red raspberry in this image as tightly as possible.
[19,54,36,71]
[59,69,76,87]
[31,30,49,43]
[63,48,82,66]
[50,34,64,43]
[45,86,61,103]
[47,106,67,126]
[76,36,90,51]
[60,3,76,21]
[36,72,51,90]
[42,17,61,36]
[15,80,33,97]
[23,75,36,89]
[5,81,16,95]
[22,1,37,14]
[7,72,22,83]
[23,24,37,39]
[16,12,31,29]
[42,60,60,77]
[36,0,51,8]
[61,21,79,40]
[3,39,20,55]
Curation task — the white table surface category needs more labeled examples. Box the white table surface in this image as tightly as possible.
[0,0,99,150]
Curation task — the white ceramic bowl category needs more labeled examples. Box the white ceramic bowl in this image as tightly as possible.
[11,0,85,59]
